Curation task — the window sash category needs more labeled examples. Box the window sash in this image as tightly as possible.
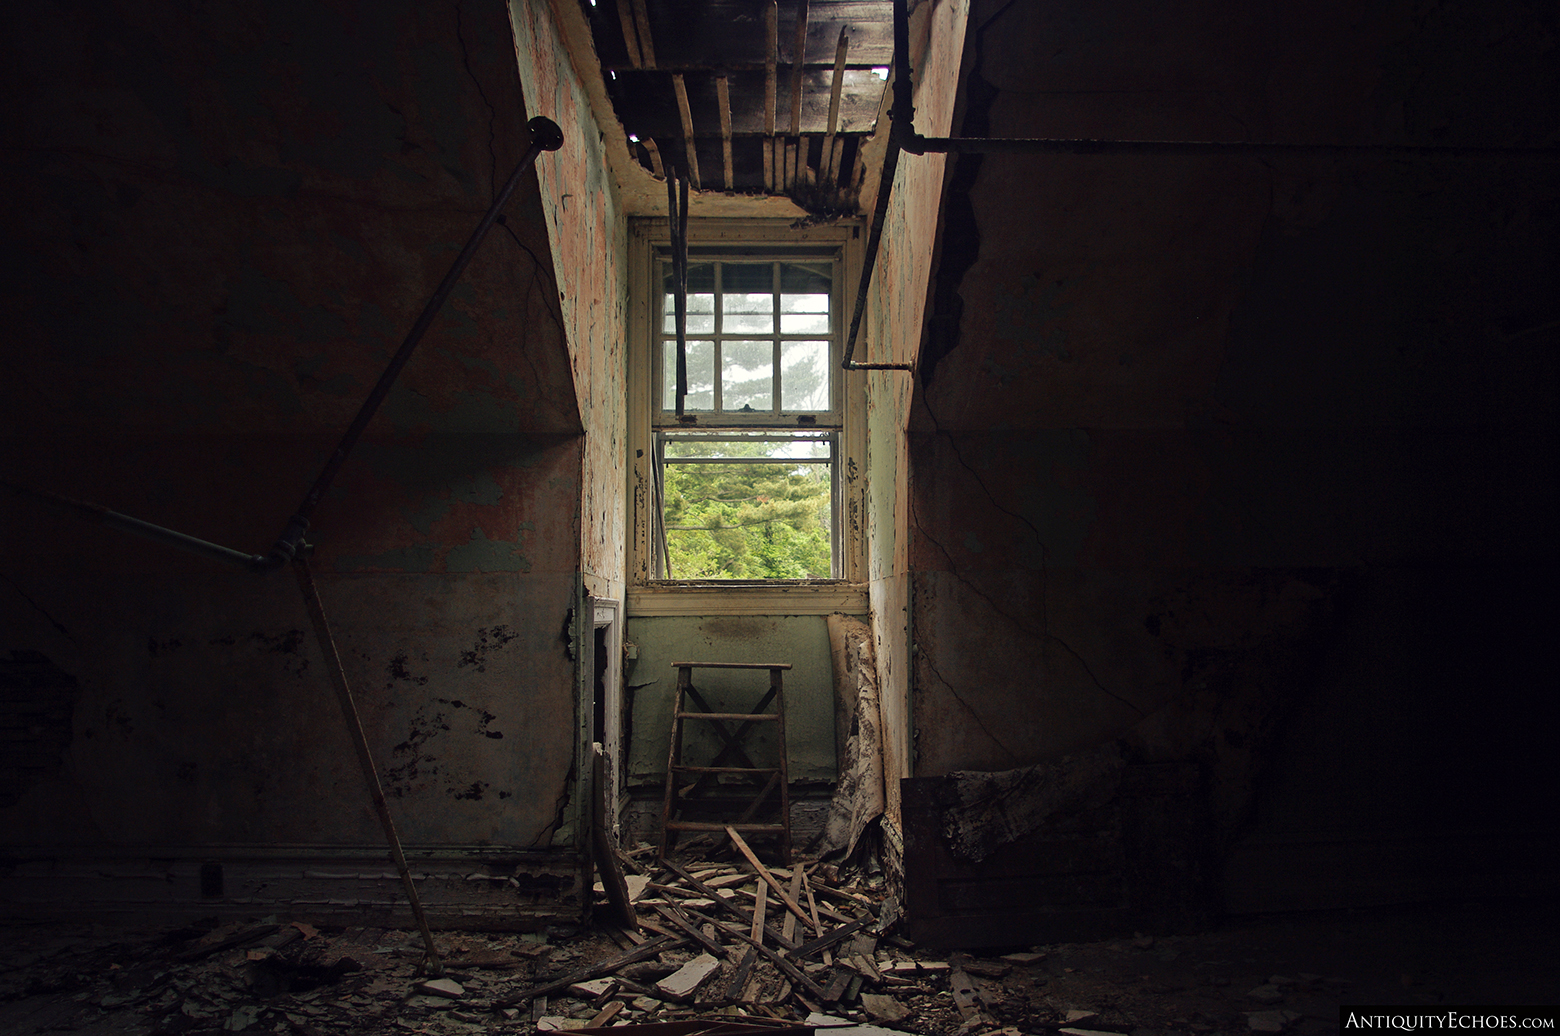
[651,429,841,580]
[654,256,840,426]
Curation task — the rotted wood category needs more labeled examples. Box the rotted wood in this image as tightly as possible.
[678,905,829,1001]
[727,827,812,932]
[592,744,638,930]
[615,0,643,67]
[659,856,799,951]
[494,934,682,1006]
[630,0,657,67]
[789,0,809,136]
[717,74,734,190]
[672,74,701,188]
[764,0,778,192]
[823,27,849,182]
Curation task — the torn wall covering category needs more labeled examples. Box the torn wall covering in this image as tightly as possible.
[508,0,631,603]
[1,0,588,924]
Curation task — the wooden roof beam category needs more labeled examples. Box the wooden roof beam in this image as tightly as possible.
[823,26,848,182]
[788,0,809,137]
[672,74,702,188]
[630,0,657,67]
[615,0,643,67]
[717,74,734,191]
[765,0,778,192]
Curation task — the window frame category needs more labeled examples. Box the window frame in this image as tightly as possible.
[627,218,867,616]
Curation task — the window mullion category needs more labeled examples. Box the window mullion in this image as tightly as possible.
[712,262,723,415]
[771,261,782,417]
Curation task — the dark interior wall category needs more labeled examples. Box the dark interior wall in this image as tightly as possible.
[909,0,1558,912]
[0,0,588,888]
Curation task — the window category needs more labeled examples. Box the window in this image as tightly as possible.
[629,221,865,606]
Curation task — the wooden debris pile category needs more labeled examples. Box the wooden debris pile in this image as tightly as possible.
[506,828,937,1030]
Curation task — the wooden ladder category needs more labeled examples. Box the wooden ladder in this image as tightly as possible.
[660,661,791,863]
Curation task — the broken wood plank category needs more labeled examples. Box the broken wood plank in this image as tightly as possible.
[653,901,727,958]
[781,857,804,944]
[789,0,809,136]
[680,906,829,1002]
[587,1001,625,1028]
[801,866,823,933]
[717,74,734,191]
[749,876,768,943]
[494,934,682,1006]
[660,856,799,952]
[629,0,657,67]
[593,744,638,931]
[822,27,848,182]
[792,918,869,959]
[728,826,816,936]
[615,0,643,68]
[724,947,757,1001]
[849,953,883,983]
[672,74,701,189]
[948,965,983,1020]
[764,0,777,192]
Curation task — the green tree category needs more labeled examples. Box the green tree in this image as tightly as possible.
[662,441,831,579]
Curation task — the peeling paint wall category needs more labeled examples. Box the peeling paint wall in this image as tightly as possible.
[861,0,970,837]
[1,0,587,922]
[507,0,631,604]
[621,616,849,788]
[908,0,1558,912]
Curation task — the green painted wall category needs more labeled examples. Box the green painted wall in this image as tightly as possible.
[623,615,857,786]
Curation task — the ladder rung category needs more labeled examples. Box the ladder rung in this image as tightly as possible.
[671,765,781,774]
[676,711,779,721]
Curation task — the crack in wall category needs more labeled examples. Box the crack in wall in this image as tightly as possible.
[919,652,1022,767]
[453,0,500,201]
[2,573,77,644]
[529,764,575,848]
[909,410,1144,720]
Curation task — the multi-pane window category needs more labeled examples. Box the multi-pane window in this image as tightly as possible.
[656,255,836,421]
[650,247,843,581]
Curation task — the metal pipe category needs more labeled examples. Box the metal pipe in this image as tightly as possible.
[264,115,564,568]
[839,0,915,372]
[2,482,271,572]
[294,559,443,975]
[5,117,566,575]
[902,135,1560,159]
[843,0,1558,371]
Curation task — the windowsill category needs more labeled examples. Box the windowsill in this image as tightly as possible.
[626,581,869,617]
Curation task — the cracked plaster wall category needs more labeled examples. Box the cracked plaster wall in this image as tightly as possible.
[907,0,1558,910]
[508,0,631,604]
[862,0,970,838]
[1,0,588,873]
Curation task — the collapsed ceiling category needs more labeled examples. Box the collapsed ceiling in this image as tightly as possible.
[583,0,896,212]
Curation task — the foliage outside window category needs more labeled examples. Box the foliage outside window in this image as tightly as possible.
[651,248,843,581]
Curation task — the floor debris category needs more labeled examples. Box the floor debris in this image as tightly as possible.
[0,851,1552,1036]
